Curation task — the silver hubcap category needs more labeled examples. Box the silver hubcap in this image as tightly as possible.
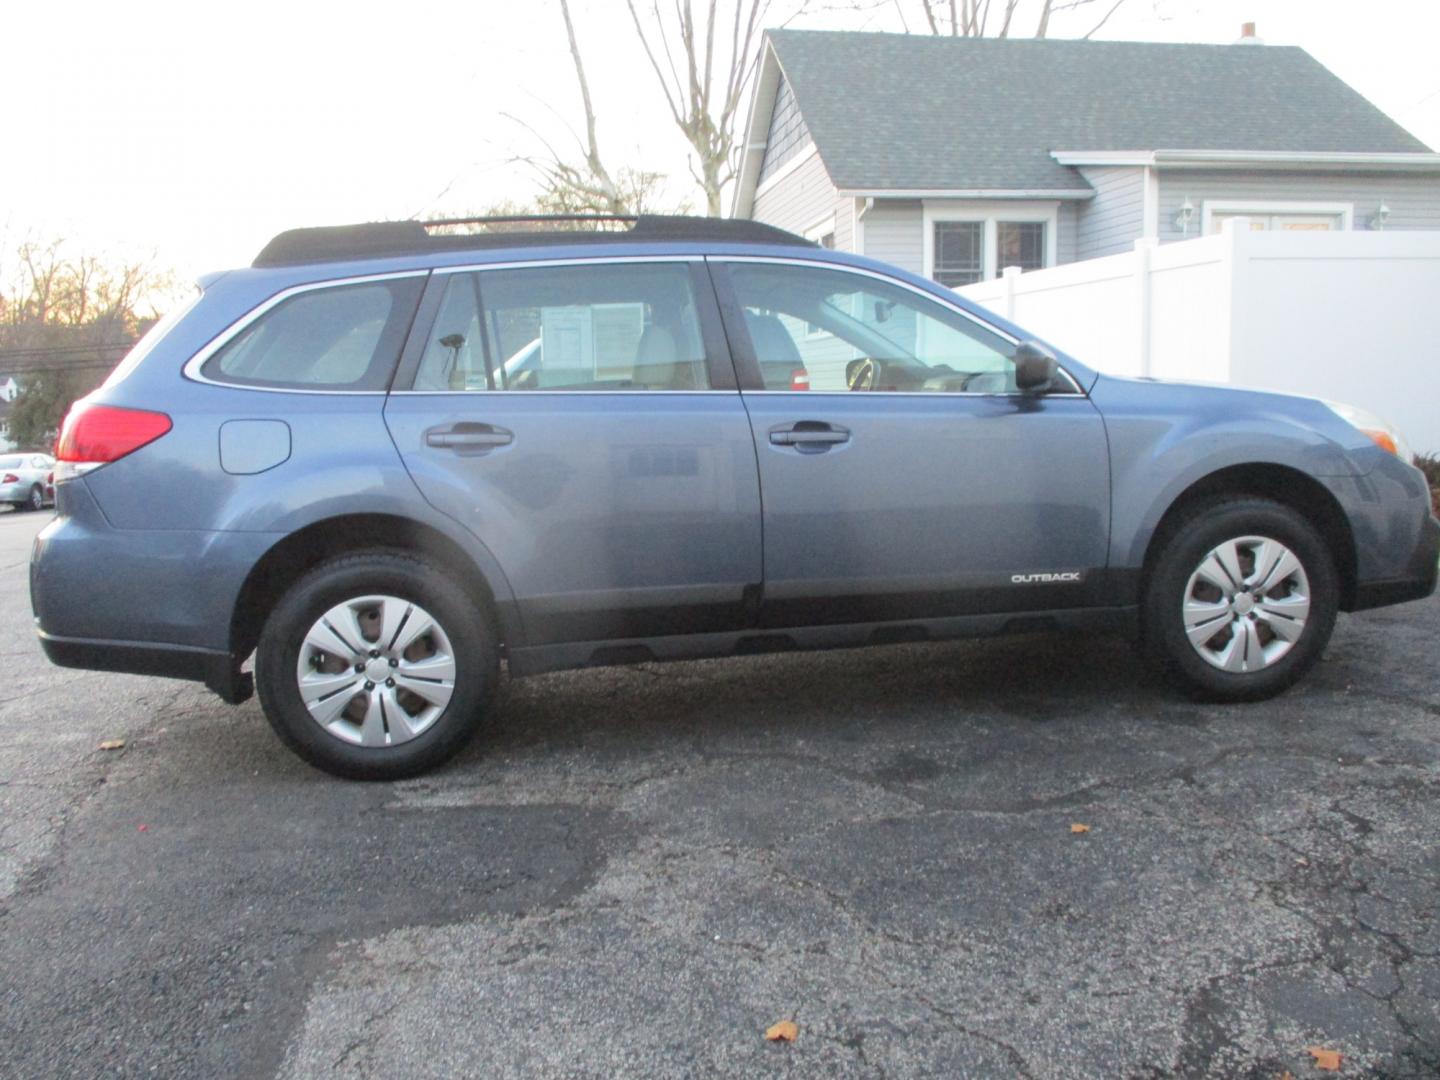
[295,595,456,747]
[1183,535,1310,673]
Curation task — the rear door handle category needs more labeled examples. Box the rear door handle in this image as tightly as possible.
[425,423,513,450]
[769,422,851,452]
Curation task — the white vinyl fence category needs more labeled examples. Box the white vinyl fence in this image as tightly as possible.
[957,225,1440,455]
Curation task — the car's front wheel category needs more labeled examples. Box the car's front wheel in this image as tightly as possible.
[256,550,497,779]
[1142,497,1339,702]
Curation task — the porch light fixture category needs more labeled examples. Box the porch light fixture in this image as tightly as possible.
[1369,201,1390,230]
[1174,198,1195,236]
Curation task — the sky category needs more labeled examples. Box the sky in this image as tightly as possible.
[2,0,1437,284]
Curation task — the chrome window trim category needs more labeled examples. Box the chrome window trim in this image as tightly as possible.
[712,254,1085,396]
[389,389,738,396]
[180,253,1083,398]
[742,389,1085,399]
[180,269,429,394]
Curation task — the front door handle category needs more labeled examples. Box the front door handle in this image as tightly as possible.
[769,422,851,452]
[425,423,513,451]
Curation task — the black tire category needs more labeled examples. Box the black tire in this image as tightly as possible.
[256,549,497,780]
[1141,497,1339,702]
[26,485,44,512]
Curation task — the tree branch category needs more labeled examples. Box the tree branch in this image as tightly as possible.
[1081,0,1127,38]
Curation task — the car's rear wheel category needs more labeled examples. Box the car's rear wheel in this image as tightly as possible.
[26,485,43,512]
[1141,498,1338,702]
[255,550,496,779]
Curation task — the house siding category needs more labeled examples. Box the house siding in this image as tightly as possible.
[1157,169,1440,242]
[751,149,839,238]
[859,199,925,275]
[757,78,812,185]
[832,195,854,251]
[1075,167,1146,259]
[1057,202,1079,265]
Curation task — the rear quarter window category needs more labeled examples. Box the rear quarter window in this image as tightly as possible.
[200,277,424,391]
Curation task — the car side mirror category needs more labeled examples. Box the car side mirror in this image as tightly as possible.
[1013,341,1057,393]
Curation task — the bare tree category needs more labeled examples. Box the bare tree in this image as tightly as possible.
[502,0,638,215]
[512,0,780,217]
[622,0,778,216]
[506,0,694,217]
[0,239,174,448]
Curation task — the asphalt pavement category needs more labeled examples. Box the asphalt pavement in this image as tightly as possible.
[1,506,1436,1079]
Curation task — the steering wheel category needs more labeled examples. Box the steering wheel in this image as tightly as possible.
[848,358,877,391]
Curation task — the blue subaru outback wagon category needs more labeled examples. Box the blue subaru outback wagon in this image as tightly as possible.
[30,216,1439,778]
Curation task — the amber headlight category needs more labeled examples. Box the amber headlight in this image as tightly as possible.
[1324,400,1413,462]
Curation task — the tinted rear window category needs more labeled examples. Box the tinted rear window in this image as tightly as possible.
[201,277,423,390]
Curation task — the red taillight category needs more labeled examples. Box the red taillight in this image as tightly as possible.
[790,368,810,391]
[1,474,16,485]
[55,402,172,465]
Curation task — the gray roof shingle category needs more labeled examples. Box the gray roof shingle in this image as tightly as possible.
[766,30,1432,192]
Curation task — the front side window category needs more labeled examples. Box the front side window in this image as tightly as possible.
[413,262,710,391]
[202,278,422,390]
[728,262,1020,394]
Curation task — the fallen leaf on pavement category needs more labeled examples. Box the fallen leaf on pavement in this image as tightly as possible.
[765,1020,798,1042]
[1307,1047,1342,1071]
[1070,823,1091,834]
[1279,1071,1294,1080]
[137,824,149,833]
[98,739,125,751]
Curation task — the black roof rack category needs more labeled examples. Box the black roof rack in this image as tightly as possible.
[252,214,813,268]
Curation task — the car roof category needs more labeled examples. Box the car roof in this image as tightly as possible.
[253,215,814,268]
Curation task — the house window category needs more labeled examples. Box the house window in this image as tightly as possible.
[1209,211,1342,233]
[997,222,1046,272]
[933,222,984,287]
[1200,200,1354,236]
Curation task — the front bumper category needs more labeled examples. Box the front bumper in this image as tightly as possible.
[1351,513,1440,611]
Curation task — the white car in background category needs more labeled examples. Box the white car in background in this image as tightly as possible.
[0,453,55,511]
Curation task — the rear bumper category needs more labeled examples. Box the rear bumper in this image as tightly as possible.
[30,479,276,702]
[37,630,254,703]
[1350,514,1440,611]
